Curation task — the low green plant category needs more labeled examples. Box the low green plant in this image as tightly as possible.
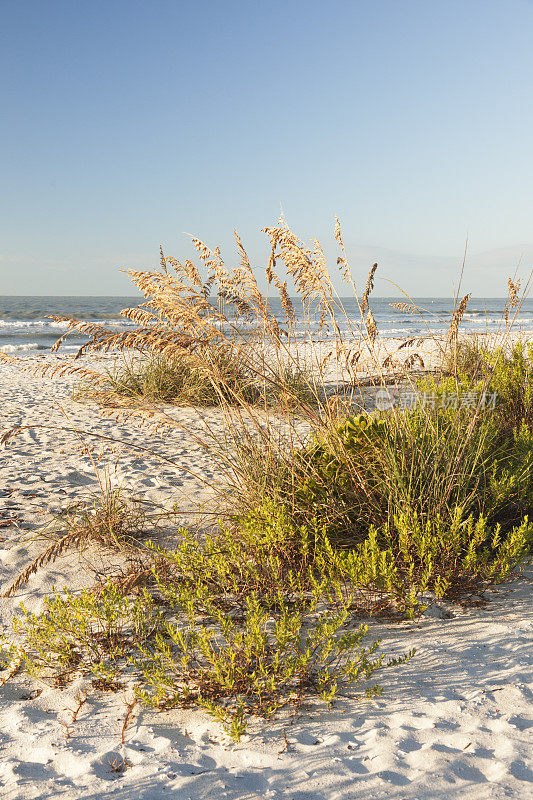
[224,413,391,545]
[415,357,533,528]
[8,489,528,739]
[3,506,415,740]
[236,368,533,533]
[337,508,532,615]
[133,586,408,741]
[7,583,163,686]
[228,498,531,617]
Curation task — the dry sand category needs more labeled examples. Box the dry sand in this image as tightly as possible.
[0,352,531,800]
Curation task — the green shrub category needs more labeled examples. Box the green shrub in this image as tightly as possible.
[486,421,533,524]
[230,499,531,617]
[147,502,320,607]
[484,341,533,432]
[8,583,163,686]
[226,408,532,615]
[416,353,533,527]
[338,508,532,615]
[444,339,533,433]
[248,410,507,542]
[4,507,414,740]
[240,378,533,538]
[133,587,408,741]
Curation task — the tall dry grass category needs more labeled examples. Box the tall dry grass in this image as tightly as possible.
[1,215,531,538]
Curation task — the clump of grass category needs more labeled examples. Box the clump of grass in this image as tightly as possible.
[7,216,388,419]
[227,406,501,541]
[443,336,489,378]
[3,487,156,597]
[75,345,322,411]
[443,338,533,434]
[224,408,532,610]
[270,363,322,409]
[75,347,262,407]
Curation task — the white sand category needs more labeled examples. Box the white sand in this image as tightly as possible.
[0,354,531,799]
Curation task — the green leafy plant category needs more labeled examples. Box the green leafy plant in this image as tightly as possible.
[7,583,163,687]
[338,508,532,616]
[133,587,408,741]
[3,504,417,740]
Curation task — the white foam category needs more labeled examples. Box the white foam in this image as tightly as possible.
[0,318,135,329]
[0,342,46,353]
[0,319,69,329]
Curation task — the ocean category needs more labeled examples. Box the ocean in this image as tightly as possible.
[1,296,532,357]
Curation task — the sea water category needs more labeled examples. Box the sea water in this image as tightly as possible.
[1,296,532,357]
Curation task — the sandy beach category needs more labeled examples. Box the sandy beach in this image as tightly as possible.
[0,350,530,800]
[3,0,533,793]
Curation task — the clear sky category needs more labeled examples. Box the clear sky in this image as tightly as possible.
[1,0,532,296]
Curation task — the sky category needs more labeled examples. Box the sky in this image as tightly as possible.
[1,0,532,297]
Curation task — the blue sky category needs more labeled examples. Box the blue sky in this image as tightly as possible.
[1,0,532,296]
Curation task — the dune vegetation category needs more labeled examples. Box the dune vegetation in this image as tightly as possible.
[1,217,531,740]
